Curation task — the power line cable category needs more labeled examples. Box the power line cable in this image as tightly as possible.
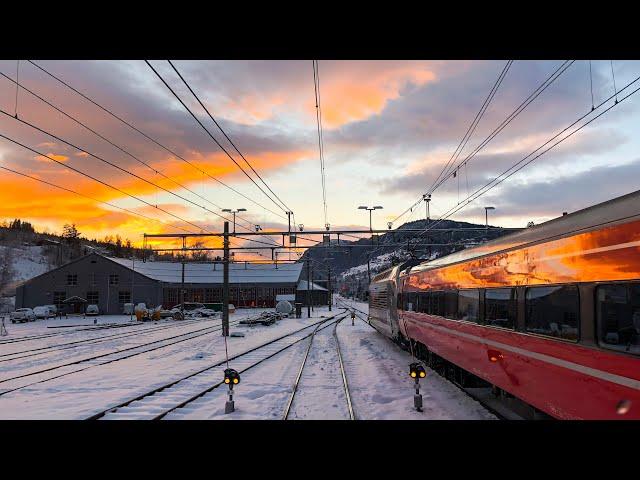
[0,164,195,234]
[0,69,277,244]
[391,60,573,225]
[391,60,513,224]
[313,60,329,227]
[412,72,640,242]
[26,60,288,223]
[168,60,293,215]
[146,60,290,216]
[0,133,208,233]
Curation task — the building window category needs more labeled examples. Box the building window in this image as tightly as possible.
[66,274,78,286]
[457,289,480,323]
[87,291,99,304]
[119,290,131,304]
[53,291,66,308]
[597,283,640,355]
[485,288,516,329]
[526,285,579,341]
[90,272,97,287]
[109,274,119,286]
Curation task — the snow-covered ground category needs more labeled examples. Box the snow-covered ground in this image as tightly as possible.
[0,302,494,420]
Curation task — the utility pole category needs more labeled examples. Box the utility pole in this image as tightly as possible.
[306,259,311,318]
[131,255,134,321]
[327,262,332,311]
[222,221,230,336]
[311,265,314,312]
[181,236,185,320]
[357,205,383,284]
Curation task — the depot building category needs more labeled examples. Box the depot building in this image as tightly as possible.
[15,252,326,314]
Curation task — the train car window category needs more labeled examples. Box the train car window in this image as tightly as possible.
[405,292,417,312]
[434,291,445,316]
[485,288,516,329]
[444,290,458,318]
[457,289,480,323]
[417,291,429,314]
[596,283,640,355]
[525,285,579,341]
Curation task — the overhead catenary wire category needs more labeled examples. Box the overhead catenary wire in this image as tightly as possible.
[428,60,513,196]
[0,70,280,247]
[26,60,288,223]
[411,72,640,242]
[313,60,329,227]
[390,60,574,226]
[0,164,196,234]
[0,133,207,233]
[391,60,513,225]
[145,60,290,217]
[167,60,294,216]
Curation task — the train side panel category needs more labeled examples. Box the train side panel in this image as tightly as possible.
[400,312,640,419]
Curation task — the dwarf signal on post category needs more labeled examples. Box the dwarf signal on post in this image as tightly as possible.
[409,362,426,412]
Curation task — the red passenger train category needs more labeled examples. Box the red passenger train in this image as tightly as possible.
[368,190,640,419]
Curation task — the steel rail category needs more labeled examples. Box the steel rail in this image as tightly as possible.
[0,321,147,345]
[333,317,355,420]
[281,317,335,420]
[0,318,205,362]
[87,310,348,420]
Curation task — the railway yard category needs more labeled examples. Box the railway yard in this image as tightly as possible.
[0,298,494,420]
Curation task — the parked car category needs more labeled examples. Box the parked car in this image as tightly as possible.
[33,306,51,319]
[86,304,99,316]
[10,308,36,323]
[44,305,57,317]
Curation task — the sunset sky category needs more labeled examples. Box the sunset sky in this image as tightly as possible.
[1,60,640,254]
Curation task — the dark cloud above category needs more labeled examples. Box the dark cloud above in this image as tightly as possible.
[481,158,640,219]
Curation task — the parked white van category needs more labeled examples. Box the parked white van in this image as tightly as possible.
[33,306,50,319]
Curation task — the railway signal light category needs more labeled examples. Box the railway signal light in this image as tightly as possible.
[409,362,426,412]
[224,368,240,414]
[224,368,240,385]
[409,362,426,379]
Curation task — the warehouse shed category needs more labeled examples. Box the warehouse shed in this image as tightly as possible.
[16,252,305,313]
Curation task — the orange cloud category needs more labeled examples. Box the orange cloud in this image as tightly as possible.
[2,146,312,248]
[317,63,437,128]
[35,153,69,163]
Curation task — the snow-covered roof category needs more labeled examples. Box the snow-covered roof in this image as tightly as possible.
[107,257,303,285]
[297,280,327,291]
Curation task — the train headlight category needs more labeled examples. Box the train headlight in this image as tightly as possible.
[224,368,240,387]
[409,363,426,379]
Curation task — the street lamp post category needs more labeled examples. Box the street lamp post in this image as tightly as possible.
[222,208,246,235]
[485,206,495,229]
[358,205,383,283]
[423,194,431,222]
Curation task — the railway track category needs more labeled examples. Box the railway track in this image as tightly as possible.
[87,310,349,420]
[283,314,355,420]
[0,320,148,345]
[0,318,206,363]
[0,318,239,397]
